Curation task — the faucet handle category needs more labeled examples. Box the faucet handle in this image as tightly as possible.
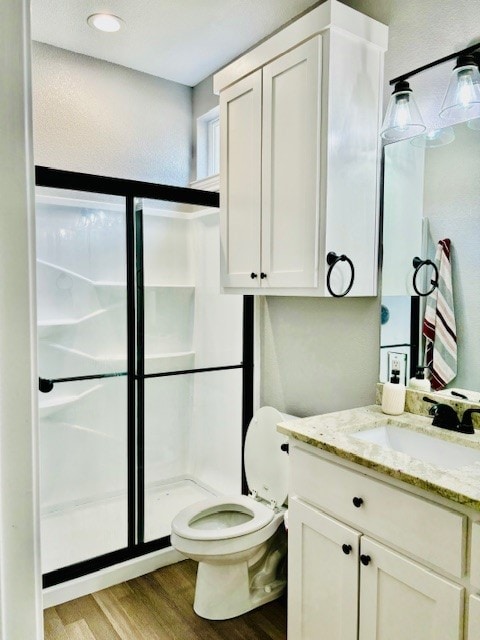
[459,408,480,434]
[427,403,459,430]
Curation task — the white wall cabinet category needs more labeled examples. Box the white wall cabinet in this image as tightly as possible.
[219,71,262,289]
[215,0,388,297]
[288,442,477,640]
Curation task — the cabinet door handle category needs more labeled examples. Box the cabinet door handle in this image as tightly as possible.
[250,272,258,279]
[342,544,352,555]
[260,272,267,279]
[326,252,355,297]
[352,496,364,508]
[412,257,439,296]
[360,554,371,566]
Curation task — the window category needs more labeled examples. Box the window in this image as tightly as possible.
[196,106,220,181]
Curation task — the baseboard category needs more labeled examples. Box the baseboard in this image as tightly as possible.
[43,547,185,609]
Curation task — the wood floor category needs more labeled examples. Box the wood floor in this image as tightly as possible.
[44,560,287,640]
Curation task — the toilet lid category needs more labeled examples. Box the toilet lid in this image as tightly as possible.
[244,406,290,507]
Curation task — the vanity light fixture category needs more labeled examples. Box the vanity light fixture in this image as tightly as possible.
[381,41,480,142]
[87,13,123,33]
[440,54,480,121]
[381,80,425,141]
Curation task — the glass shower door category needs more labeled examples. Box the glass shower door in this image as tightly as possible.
[36,188,129,575]
[138,199,245,543]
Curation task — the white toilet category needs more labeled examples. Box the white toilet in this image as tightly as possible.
[171,406,294,620]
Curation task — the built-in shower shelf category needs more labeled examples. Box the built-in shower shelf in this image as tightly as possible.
[37,259,194,290]
[38,309,109,335]
[43,344,195,375]
[144,351,195,375]
[39,385,102,418]
[37,259,124,288]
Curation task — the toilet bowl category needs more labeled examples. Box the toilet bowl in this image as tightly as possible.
[171,406,294,620]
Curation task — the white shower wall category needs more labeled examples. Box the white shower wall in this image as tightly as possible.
[37,192,244,569]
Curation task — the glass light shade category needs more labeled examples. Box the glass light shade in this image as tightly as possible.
[468,117,480,130]
[440,58,480,121]
[381,82,426,142]
[410,126,455,148]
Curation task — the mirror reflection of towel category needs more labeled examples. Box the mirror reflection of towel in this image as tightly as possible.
[422,238,457,391]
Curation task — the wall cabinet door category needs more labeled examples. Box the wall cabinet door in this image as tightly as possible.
[359,537,464,640]
[288,497,360,640]
[220,70,262,287]
[469,595,480,639]
[261,36,321,289]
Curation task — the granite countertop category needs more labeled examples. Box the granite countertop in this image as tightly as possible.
[278,404,480,511]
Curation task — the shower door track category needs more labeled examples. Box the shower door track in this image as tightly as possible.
[36,166,254,589]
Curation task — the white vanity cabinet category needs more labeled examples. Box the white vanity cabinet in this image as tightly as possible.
[214,0,388,297]
[359,537,463,640]
[288,442,471,640]
[288,497,359,640]
[469,595,480,638]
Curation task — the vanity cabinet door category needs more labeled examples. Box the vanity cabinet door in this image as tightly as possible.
[288,496,360,640]
[359,537,464,640]
[260,36,322,289]
[219,70,262,288]
[468,594,480,639]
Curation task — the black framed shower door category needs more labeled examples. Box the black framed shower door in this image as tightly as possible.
[36,166,253,588]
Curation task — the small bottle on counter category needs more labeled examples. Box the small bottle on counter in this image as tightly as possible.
[382,369,406,415]
[408,366,431,392]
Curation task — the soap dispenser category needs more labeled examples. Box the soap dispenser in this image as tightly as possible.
[408,366,431,392]
[382,369,406,415]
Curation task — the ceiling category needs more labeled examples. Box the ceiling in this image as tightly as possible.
[30,0,321,86]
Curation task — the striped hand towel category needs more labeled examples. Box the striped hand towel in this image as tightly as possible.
[422,238,457,391]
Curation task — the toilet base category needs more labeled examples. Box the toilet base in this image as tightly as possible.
[193,530,287,620]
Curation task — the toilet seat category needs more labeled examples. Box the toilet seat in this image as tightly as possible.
[172,495,274,541]
[244,406,290,508]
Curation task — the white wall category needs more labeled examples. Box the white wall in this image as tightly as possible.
[32,42,193,186]
[0,1,43,637]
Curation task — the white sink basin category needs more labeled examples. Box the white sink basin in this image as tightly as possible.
[352,425,480,470]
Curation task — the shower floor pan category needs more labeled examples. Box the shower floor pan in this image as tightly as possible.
[41,477,215,574]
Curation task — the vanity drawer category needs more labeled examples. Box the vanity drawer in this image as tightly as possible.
[290,445,466,577]
[470,522,480,588]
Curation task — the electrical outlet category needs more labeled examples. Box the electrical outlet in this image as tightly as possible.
[387,351,408,384]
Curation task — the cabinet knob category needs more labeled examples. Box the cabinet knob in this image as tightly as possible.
[342,544,352,555]
[250,272,258,279]
[260,272,267,279]
[352,496,364,508]
[280,443,289,454]
[360,554,371,566]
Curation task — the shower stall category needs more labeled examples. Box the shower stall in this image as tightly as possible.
[35,167,252,587]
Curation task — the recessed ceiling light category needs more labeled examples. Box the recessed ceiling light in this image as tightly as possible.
[87,13,123,33]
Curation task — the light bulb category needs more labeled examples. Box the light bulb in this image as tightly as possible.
[380,81,425,142]
[440,54,480,121]
[87,14,123,33]
[457,68,477,107]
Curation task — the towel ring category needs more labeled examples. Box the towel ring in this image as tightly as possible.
[326,252,355,297]
[412,257,439,296]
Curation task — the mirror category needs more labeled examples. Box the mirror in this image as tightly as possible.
[380,119,480,397]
